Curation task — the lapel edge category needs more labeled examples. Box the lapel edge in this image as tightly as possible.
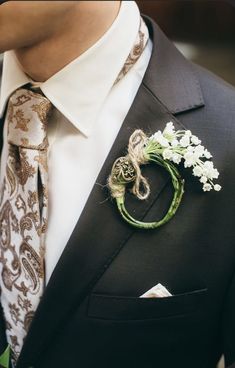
[142,15,205,115]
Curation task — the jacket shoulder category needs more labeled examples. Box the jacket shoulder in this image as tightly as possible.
[193,63,235,116]
[182,63,235,176]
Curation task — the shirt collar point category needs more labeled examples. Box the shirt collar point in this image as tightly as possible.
[76,125,91,138]
[72,121,93,138]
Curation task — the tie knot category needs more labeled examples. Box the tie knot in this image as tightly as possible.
[6,88,52,150]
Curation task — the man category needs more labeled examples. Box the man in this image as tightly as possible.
[0,1,234,367]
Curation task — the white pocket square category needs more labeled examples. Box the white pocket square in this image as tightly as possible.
[140,283,172,298]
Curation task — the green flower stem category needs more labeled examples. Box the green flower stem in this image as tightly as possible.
[115,153,185,229]
[0,345,10,368]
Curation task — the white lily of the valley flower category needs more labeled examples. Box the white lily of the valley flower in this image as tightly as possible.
[186,146,194,153]
[172,153,182,164]
[147,121,222,192]
[152,131,169,147]
[204,149,212,159]
[200,176,208,184]
[163,121,175,139]
[194,145,205,157]
[193,166,203,177]
[214,184,222,191]
[163,149,173,160]
[185,130,192,136]
[203,183,212,192]
[191,135,201,145]
[203,161,219,180]
[180,135,191,148]
[184,151,198,167]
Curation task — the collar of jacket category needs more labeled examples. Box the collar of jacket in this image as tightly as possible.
[142,14,204,114]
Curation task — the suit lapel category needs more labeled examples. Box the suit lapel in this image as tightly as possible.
[11,16,204,368]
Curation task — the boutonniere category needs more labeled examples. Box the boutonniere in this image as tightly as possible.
[108,122,221,229]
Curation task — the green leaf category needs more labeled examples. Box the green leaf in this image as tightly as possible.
[0,345,10,368]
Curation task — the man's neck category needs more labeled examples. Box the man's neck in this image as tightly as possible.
[15,1,121,82]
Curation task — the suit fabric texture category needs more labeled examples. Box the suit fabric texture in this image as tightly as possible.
[0,16,235,368]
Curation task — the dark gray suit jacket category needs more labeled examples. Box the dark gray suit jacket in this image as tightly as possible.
[0,16,235,368]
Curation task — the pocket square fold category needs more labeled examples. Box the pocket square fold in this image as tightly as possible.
[140,283,172,298]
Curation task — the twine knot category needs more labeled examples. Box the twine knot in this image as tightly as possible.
[108,129,150,200]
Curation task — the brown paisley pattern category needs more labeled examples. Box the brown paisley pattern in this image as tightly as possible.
[0,88,52,361]
[13,109,30,132]
[9,93,31,108]
[18,150,37,187]
[18,295,32,312]
[32,101,52,129]
[114,17,149,85]
[6,163,17,197]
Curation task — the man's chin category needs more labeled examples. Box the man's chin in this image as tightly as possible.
[0,1,79,53]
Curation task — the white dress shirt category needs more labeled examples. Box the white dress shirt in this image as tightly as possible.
[0,1,152,283]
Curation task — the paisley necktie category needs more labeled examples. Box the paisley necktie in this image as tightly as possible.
[0,88,52,361]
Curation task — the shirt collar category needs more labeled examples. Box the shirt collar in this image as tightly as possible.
[0,1,141,137]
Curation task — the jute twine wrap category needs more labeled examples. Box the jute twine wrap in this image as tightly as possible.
[108,130,151,200]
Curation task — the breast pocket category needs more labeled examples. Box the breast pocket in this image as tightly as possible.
[87,288,208,321]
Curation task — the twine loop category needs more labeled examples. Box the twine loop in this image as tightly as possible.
[108,130,150,200]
